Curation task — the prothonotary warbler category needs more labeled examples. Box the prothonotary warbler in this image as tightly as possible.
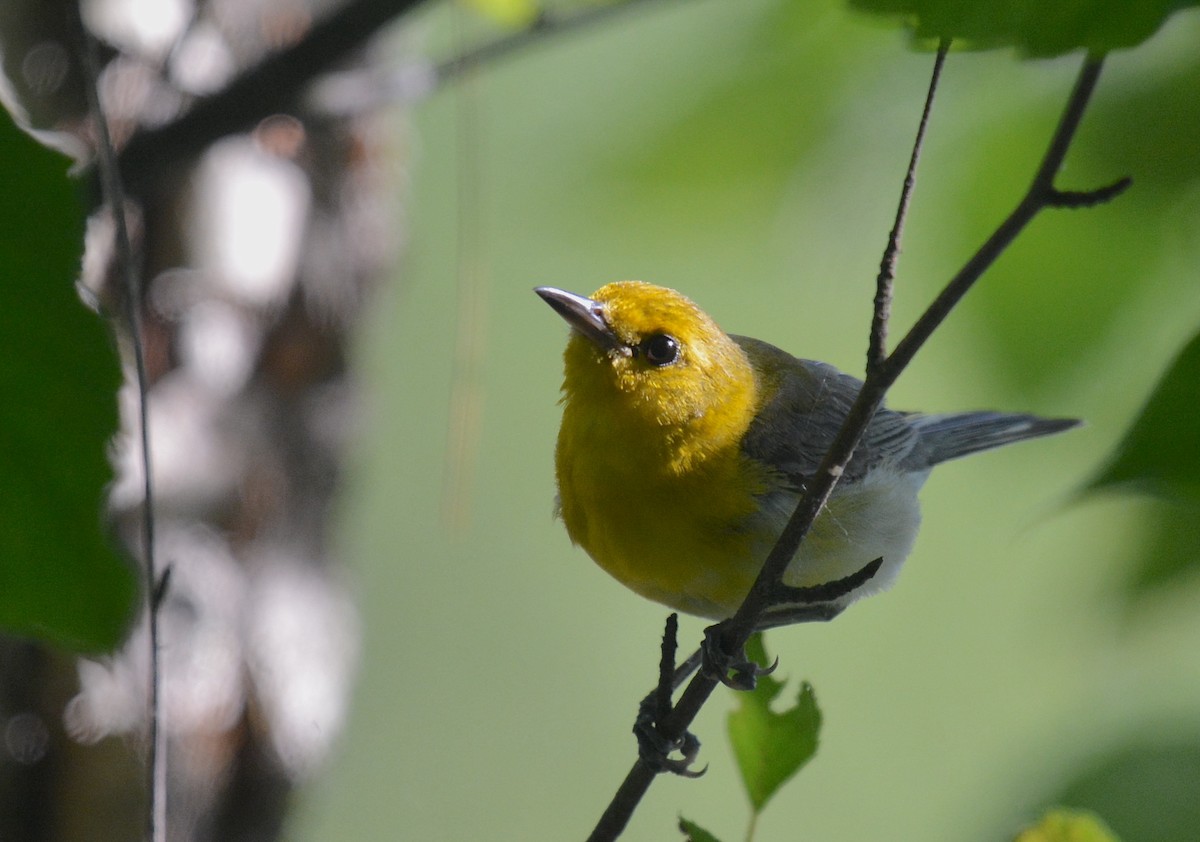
[537,281,1078,627]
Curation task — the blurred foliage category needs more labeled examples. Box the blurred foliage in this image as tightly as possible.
[0,109,134,651]
[851,0,1198,56]
[1046,741,1200,842]
[1012,808,1121,842]
[1087,330,1200,501]
[968,49,1200,395]
[1082,331,1200,600]
[1123,499,1200,597]
[594,0,853,240]
[726,634,820,815]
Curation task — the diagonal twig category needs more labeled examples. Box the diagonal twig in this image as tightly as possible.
[117,0,429,186]
[435,0,668,82]
[116,0,675,188]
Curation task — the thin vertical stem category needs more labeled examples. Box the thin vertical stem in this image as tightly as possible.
[868,40,949,375]
[75,20,166,842]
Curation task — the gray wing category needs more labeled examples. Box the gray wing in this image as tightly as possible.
[734,336,921,488]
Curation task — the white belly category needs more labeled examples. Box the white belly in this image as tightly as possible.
[752,466,929,607]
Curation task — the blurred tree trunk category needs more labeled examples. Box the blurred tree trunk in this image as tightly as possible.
[0,1,415,838]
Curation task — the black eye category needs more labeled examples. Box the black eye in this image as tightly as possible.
[640,333,679,366]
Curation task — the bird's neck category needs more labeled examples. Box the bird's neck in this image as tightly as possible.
[660,387,756,475]
[561,356,757,477]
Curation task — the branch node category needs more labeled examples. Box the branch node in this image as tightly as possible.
[1048,176,1132,209]
[152,564,172,610]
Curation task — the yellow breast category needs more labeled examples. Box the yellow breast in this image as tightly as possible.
[555,393,769,618]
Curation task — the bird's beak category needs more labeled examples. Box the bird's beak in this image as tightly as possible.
[535,286,628,355]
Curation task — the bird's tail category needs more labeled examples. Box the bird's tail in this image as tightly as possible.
[909,411,1080,466]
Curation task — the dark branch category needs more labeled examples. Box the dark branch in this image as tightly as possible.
[1048,177,1132,208]
[117,0,429,186]
[116,0,674,188]
[885,56,1110,379]
[652,614,679,725]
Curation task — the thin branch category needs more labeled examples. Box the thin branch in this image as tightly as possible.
[885,56,1126,380]
[117,0,429,186]
[670,647,703,691]
[868,39,949,376]
[434,0,667,83]
[653,615,679,721]
[73,17,165,842]
[587,51,1128,842]
[117,0,673,186]
[309,0,680,117]
[1048,177,1132,208]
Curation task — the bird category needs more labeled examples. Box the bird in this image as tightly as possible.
[537,281,1078,629]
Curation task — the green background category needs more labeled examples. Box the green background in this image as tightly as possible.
[291,2,1200,839]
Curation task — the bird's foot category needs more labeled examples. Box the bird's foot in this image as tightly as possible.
[754,558,883,630]
[633,613,705,777]
[768,557,884,607]
[634,694,705,777]
[700,622,777,691]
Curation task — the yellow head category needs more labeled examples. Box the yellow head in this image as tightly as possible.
[537,281,758,473]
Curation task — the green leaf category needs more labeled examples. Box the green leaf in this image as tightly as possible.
[1012,808,1122,842]
[0,108,135,651]
[678,816,724,842]
[726,633,821,813]
[1049,741,1200,842]
[1085,329,1200,503]
[848,0,1196,57]
[1119,499,1200,600]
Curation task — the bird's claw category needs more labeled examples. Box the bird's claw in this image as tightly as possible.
[699,623,776,691]
[634,696,705,777]
[727,655,778,691]
[769,557,884,607]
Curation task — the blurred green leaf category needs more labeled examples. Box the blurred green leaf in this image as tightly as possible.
[848,0,1196,57]
[1013,808,1121,842]
[1086,329,1200,502]
[1121,500,1200,600]
[1047,741,1200,842]
[0,108,135,651]
[678,816,723,842]
[598,0,865,242]
[939,47,1200,396]
[726,633,821,813]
